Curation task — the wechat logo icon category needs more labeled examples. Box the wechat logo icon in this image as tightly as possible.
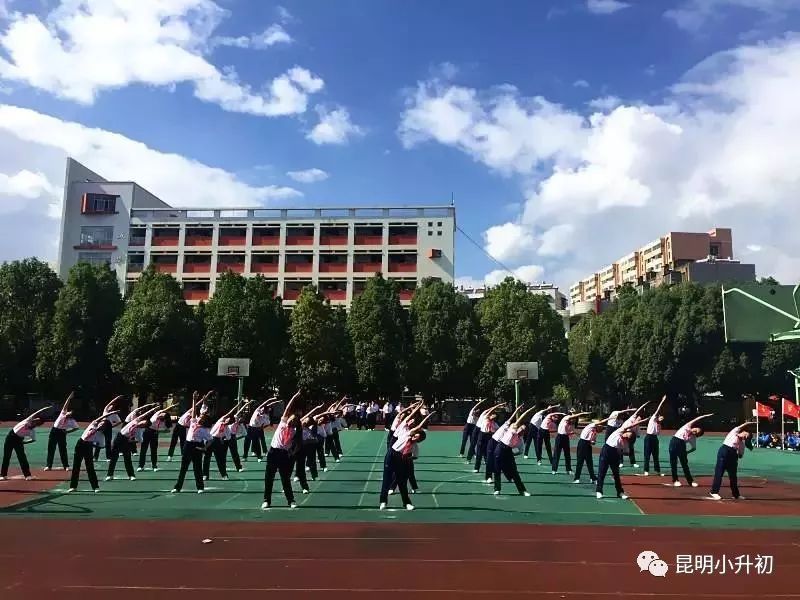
[637,551,669,578]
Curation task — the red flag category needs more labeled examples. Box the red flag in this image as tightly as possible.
[782,398,800,419]
[755,402,774,419]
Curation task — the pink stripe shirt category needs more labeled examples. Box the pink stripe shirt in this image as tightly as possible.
[673,424,693,441]
[605,429,625,450]
[530,409,547,428]
[210,418,227,439]
[482,419,498,434]
[541,414,559,432]
[53,411,70,430]
[80,422,102,442]
[120,420,140,440]
[646,416,660,435]
[12,418,36,438]
[492,422,511,442]
[186,418,211,443]
[249,409,268,428]
[178,410,193,428]
[557,418,574,436]
[723,428,743,452]
[149,412,167,431]
[270,419,294,450]
[500,426,522,448]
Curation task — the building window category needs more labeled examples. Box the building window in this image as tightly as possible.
[710,244,720,257]
[428,231,433,236]
[78,252,112,266]
[437,231,442,236]
[81,193,117,214]
[80,226,114,246]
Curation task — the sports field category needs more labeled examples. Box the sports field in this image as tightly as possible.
[2,427,799,598]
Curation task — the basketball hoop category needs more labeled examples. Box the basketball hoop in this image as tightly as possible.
[226,365,240,377]
[516,369,529,380]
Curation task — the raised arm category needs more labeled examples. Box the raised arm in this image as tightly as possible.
[593,416,612,427]
[469,399,488,417]
[650,395,667,418]
[685,413,713,428]
[733,421,756,432]
[282,390,302,419]
[61,392,75,414]
[566,411,592,422]
[26,406,53,422]
[407,412,437,435]
[515,405,539,428]
[302,404,325,422]
[253,396,278,413]
[234,400,252,420]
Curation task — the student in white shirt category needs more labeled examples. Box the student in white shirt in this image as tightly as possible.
[643,396,667,476]
[244,397,279,462]
[604,408,636,443]
[572,417,611,484]
[710,421,755,500]
[460,399,487,457]
[523,404,557,461]
[291,404,325,491]
[68,410,121,493]
[595,418,645,500]
[485,405,524,483]
[137,400,175,472]
[168,391,209,461]
[387,402,424,495]
[669,413,713,487]
[537,410,563,467]
[203,403,247,481]
[226,401,251,473]
[379,407,434,510]
[45,392,78,471]
[552,411,591,475]
[172,393,213,493]
[106,405,159,481]
[471,403,505,473]
[93,396,125,461]
[366,401,379,431]
[1,406,51,481]
[493,406,538,496]
[382,401,395,431]
[312,414,330,473]
[262,390,303,510]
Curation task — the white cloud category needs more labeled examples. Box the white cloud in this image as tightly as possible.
[573,79,590,88]
[307,105,364,145]
[588,95,622,111]
[0,1,322,117]
[484,222,537,263]
[485,265,545,286]
[416,36,800,287]
[213,24,293,49]
[586,0,632,15]
[287,168,329,183]
[666,0,800,32]
[399,79,587,175]
[0,104,301,261]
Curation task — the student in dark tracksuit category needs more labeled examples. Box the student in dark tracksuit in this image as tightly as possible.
[168,390,208,461]
[291,404,326,492]
[262,391,303,510]
[226,403,250,473]
[523,404,556,461]
[92,396,125,461]
[1,407,50,481]
[46,393,78,471]
[460,400,486,457]
[486,406,525,483]
[595,417,645,500]
[709,422,754,501]
[107,407,158,480]
[379,409,433,511]
[552,412,590,475]
[573,418,611,484]
[138,402,175,471]
[172,401,212,494]
[204,405,243,481]
[670,414,713,488]
[493,406,537,496]
[537,411,561,467]
[244,398,279,461]
[470,403,504,473]
[643,396,667,477]
[68,411,120,493]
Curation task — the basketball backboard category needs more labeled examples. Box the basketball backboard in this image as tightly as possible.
[722,283,800,342]
[217,358,251,377]
[506,361,539,381]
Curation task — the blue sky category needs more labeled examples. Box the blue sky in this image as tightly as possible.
[1,0,800,289]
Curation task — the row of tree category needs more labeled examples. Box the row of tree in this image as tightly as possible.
[1,259,796,417]
[567,282,800,406]
[0,260,568,414]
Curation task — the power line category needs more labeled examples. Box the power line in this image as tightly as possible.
[455,224,516,278]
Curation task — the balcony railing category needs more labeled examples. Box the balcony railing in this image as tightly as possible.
[284,288,301,300]
[129,237,146,247]
[151,236,179,247]
[399,289,415,301]
[319,262,347,273]
[251,262,279,273]
[285,235,314,246]
[388,262,416,273]
[355,234,382,245]
[319,235,348,246]
[219,236,246,246]
[353,262,382,273]
[153,263,177,273]
[183,262,212,273]
[185,236,212,247]
[183,289,209,301]
[252,234,280,246]
[217,262,245,273]
[322,289,347,301]
[389,234,417,245]
[285,262,313,273]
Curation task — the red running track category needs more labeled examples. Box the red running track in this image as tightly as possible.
[1,520,798,599]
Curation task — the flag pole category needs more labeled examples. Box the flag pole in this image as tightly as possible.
[755,406,759,451]
[782,398,786,451]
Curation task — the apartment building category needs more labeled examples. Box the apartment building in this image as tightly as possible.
[569,228,755,316]
[57,159,455,306]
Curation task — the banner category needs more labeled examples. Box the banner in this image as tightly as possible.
[755,402,774,419]
[782,398,800,419]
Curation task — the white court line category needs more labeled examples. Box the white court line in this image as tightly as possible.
[59,586,800,597]
[431,472,475,508]
[356,436,387,509]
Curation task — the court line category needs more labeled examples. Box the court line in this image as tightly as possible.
[431,472,476,508]
[59,586,800,597]
[356,435,387,508]
[296,434,364,508]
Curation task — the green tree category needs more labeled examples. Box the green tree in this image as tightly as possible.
[107,267,201,397]
[409,278,483,400]
[0,258,62,402]
[289,286,340,395]
[476,278,568,401]
[244,276,291,394]
[762,340,800,397]
[348,274,408,397]
[36,262,123,398]
[331,306,359,394]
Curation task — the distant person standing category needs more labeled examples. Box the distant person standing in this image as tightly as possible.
[670,414,713,487]
[45,393,78,471]
[709,421,754,501]
[382,401,395,431]
[366,401,379,430]
[643,396,667,477]
[1,406,51,481]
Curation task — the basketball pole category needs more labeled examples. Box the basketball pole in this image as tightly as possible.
[514,379,521,411]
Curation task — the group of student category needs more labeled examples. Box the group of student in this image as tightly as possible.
[460,395,756,501]
[0,390,354,509]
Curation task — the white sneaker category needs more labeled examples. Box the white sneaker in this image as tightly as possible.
[197,489,204,494]
[472,468,478,473]
[153,467,159,472]
[0,476,6,481]
[458,453,464,458]
[335,459,340,463]
[379,502,387,510]
[493,490,500,495]
[406,504,415,511]
[43,466,50,471]
[323,467,328,472]
[94,489,100,494]
[596,492,603,499]
[166,456,173,462]
[293,476,300,482]
[619,463,624,468]
[129,477,136,481]
[222,476,229,481]
[572,479,580,484]
[388,489,395,495]
[290,502,297,509]
[136,467,144,472]
[66,488,75,493]
[261,501,270,510]
[551,471,557,475]
[620,493,629,500]
[24,476,33,481]
[411,489,417,494]
[171,488,178,493]
[643,471,649,476]
[522,491,531,497]
[523,455,528,459]
[104,476,113,481]
[537,461,542,466]
[659,472,666,477]
[237,468,244,473]
[672,481,682,487]
[691,482,699,488]
[736,495,746,500]
[302,489,309,494]
[710,493,722,500]
[203,476,209,481]
[632,464,639,468]
[485,478,493,484]
[257,458,263,463]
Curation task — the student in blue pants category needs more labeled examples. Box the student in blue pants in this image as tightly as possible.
[709,422,754,500]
